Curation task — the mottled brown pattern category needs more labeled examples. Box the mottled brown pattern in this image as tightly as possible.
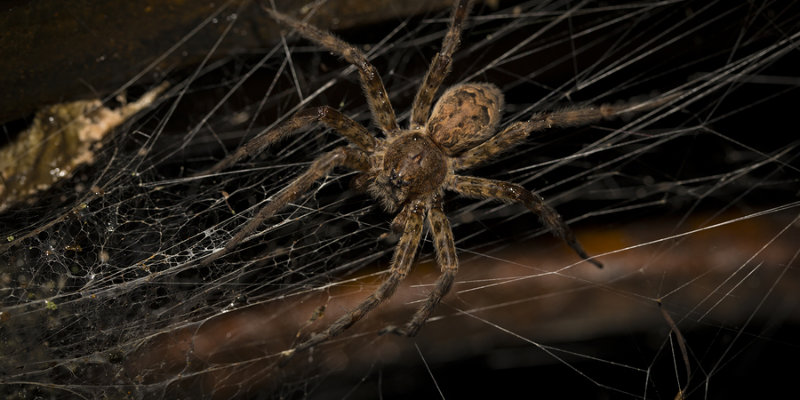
[287,200,425,356]
[410,0,473,129]
[445,175,601,267]
[197,0,678,362]
[455,94,681,170]
[391,200,459,336]
[428,83,503,155]
[375,133,447,211]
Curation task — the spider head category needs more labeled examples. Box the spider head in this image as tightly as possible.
[372,132,447,210]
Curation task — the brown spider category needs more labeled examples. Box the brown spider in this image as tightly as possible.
[198,0,675,358]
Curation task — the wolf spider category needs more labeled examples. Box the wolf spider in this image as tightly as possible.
[198,0,675,358]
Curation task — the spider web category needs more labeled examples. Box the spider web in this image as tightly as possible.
[1,0,799,398]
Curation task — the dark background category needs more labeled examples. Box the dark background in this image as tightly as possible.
[1,1,798,399]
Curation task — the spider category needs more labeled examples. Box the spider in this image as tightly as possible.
[198,0,676,359]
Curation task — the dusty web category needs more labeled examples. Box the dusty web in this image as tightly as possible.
[1,0,799,398]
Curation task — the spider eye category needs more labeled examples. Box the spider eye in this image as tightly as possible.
[389,168,410,187]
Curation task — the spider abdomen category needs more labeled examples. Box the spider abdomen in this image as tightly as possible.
[427,82,504,155]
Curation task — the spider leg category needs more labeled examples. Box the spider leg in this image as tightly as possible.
[383,195,458,337]
[262,6,399,135]
[282,200,426,359]
[446,175,603,268]
[198,106,375,176]
[454,93,682,170]
[199,146,369,266]
[410,0,474,129]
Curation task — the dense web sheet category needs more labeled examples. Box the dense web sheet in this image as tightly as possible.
[1,0,799,399]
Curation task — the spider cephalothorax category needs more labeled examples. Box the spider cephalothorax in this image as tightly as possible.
[197,0,677,361]
[371,82,503,211]
[372,132,448,211]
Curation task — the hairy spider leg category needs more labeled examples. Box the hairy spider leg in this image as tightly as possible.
[200,146,369,266]
[199,106,375,176]
[282,200,426,361]
[446,175,603,268]
[382,197,458,336]
[262,6,400,135]
[455,92,683,170]
[410,0,474,129]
